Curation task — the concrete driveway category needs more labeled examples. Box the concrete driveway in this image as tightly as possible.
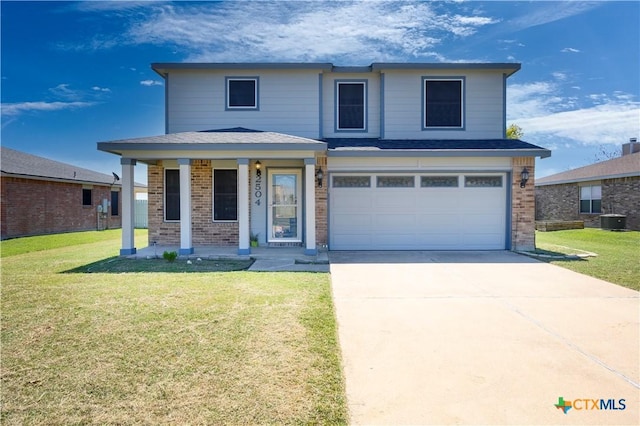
[329,251,639,425]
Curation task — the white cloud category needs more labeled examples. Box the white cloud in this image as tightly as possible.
[508,81,639,146]
[48,83,81,101]
[561,47,580,53]
[140,80,163,87]
[123,2,498,62]
[505,2,600,32]
[92,86,111,92]
[1,101,97,116]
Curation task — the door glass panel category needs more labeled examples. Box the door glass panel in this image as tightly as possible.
[271,173,299,240]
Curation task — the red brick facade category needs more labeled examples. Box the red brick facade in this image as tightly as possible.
[511,157,536,251]
[1,176,122,239]
[145,156,539,251]
[536,176,639,231]
[147,161,238,247]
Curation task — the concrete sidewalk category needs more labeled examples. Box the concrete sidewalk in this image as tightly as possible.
[329,251,639,425]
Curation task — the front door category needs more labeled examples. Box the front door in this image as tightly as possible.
[268,169,302,242]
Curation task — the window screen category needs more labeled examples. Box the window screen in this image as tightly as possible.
[82,188,92,206]
[111,191,119,216]
[213,169,238,221]
[228,79,257,108]
[337,82,365,130]
[165,169,180,221]
[424,79,462,127]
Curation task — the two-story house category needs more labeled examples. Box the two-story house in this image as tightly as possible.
[98,62,550,256]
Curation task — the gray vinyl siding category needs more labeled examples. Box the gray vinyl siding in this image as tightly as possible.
[166,69,321,138]
[322,73,381,138]
[382,70,505,139]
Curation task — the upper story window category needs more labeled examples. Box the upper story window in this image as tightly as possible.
[336,81,367,131]
[165,169,180,221]
[423,78,464,129]
[226,77,259,110]
[580,185,601,214]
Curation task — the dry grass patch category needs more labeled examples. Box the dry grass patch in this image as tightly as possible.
[1,232,347,424]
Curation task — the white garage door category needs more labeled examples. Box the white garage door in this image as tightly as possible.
[329,173,507,250]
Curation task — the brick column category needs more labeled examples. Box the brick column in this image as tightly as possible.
[120,158,136,255]
[512,157,536,251]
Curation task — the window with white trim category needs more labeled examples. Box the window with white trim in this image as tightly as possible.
[423,78,463,128]
[213,169,238,221]
[165,169,180,221]
[580,185,601,213]
[336,81,366,130]
[226,77,258,109]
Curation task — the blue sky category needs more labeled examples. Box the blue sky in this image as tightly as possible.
[2,0,639,184]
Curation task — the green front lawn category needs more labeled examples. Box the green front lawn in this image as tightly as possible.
[536,229,640,291]
[0,231,347,424]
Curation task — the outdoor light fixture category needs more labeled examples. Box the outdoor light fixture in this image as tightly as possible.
[520,167,529,188]
[316,168,324,188]
[255,160,262,177]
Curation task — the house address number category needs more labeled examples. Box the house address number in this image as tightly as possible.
[254,171,263,205]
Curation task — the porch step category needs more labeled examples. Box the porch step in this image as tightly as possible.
[267,242,303,248]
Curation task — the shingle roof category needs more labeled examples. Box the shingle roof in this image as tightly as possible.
[536,152,640,186]
[1,146,124,186]
[325,138,551,158]
[97,128,327,155]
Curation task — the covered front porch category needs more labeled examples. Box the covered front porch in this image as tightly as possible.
[97,128,327,257]
[125,244,329,272]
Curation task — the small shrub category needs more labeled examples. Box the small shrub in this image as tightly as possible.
[162,250,178,263]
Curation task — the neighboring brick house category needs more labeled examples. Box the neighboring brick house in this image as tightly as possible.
[536,140,640,230]
[0,147,143,239]
[98,62,550,256]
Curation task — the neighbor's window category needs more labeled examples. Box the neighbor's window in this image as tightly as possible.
[336,81,366,130]
[111,191,119,216]
[165,169,180,221]
[226,77,258,109]
[82,188,92,206]
[423,78,463,128]
[213,169,238,221]
[580,185,601,214]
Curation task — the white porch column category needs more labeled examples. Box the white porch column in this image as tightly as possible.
[178,158,193,255]
[120,158,136,255]
[238,159,250,255]
[304,158,317,255]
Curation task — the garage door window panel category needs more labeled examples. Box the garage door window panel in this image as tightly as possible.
[333,176,371,188]
[464,176,502,187]
[376,176,415,188]
[421,176,459,187]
